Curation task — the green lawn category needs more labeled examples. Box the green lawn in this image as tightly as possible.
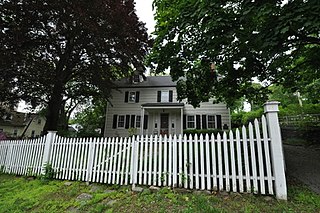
[0,174,319,213]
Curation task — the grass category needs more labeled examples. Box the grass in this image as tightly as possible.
[0,174,319,213]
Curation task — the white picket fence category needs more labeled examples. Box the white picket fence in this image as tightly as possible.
[0,102,287,199]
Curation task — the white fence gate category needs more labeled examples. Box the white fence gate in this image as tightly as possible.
[0,102,287,199]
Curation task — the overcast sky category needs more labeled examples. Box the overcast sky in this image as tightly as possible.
[134,0,156,35]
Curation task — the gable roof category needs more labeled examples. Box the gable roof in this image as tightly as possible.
[115,76,177,88]
[0,111,43,127]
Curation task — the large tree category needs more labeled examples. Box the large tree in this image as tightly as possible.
[1,0,150,131]
[148,0,320,107]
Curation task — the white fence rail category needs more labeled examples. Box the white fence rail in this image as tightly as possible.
[0,101,287,199]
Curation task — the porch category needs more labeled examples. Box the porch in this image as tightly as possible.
[140,103,184,136]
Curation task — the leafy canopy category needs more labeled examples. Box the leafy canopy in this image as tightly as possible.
[148,0,320,107]
[1,0,150,131]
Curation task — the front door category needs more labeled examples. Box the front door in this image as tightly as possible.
[160,113,169,136]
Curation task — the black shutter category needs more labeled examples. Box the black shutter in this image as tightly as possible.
[125,115,130,129]
[216,115,222,129]
[169,90,173,102]
[202,115,207,129]
[124,91,129,102]
[196,115,201,129]
[183,115,186,129]
[112,115,118,129]
[157,91,161,102]
[130,115,135,128]
[135,91,140,103]
[143,115,148,129]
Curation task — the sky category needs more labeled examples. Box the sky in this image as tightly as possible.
[134,0,156,35]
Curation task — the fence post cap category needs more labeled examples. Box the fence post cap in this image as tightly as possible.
[264,101,280,113]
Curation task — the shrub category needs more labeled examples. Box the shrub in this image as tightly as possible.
[183,129,225,136]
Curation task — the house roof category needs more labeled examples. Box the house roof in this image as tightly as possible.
[115,76,177,88]
[0,111,42,127]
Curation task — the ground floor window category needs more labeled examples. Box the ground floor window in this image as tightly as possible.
[207,115,215,129]
[135,115,141,128]
[187,115,195,129]
[117,115,125,128]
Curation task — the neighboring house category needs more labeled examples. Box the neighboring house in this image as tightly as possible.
[0,111,46,139]
[104,75,231,137]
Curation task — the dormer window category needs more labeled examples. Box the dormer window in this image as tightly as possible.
[3,113,12,121]
[133,75,140,83]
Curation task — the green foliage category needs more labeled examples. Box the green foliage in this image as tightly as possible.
[128,127,137,137]
[183,129,224,136]
[1,0,150,131]
[231,109,264,128]
[148,0,320,108]
[278,104,320,117]
[73,100,106,137]
[40,163,55,183]
[0,165,5,174]
[1,174,320,212]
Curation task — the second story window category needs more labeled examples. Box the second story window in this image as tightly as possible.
[157,90,173,103]
[129,92,136,102]
[125,91,140,103]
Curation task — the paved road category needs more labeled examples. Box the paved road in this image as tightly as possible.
[283,144,320,194]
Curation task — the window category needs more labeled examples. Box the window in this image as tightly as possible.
[13,129,18,137]
[133,75,140,83]
[157,90,173,102]
[31,130,35,138]
[125,91,139,103]
[37,119,41,124]
[187,115,195,129]
[161,91,169,102]
[135,116,141,128]
[208,115,215,129]
[117,115,125,128]
[129,91,136,102]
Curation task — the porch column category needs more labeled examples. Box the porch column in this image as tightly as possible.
[140,107,145,135]
[180,108,183,136]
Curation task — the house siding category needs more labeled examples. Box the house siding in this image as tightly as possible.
[104,83,231,138]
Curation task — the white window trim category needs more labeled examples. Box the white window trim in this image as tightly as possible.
[135,115,141,128]
[207,115,216,129]
[161,90,169,103]
[187,115,195,129]
[128,91,136,103]
[117,115,125,129]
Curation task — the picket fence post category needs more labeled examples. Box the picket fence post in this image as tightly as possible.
[131,136,139,189]
[264,101,287,200]
[41,131,57,175]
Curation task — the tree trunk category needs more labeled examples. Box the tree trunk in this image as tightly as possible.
[43,83,64,133]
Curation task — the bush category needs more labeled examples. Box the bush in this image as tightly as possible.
[183,129,225,136]
[231,109,264,128]
[279,104,320,116]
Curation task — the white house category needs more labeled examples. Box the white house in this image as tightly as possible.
[104,75,231,137]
